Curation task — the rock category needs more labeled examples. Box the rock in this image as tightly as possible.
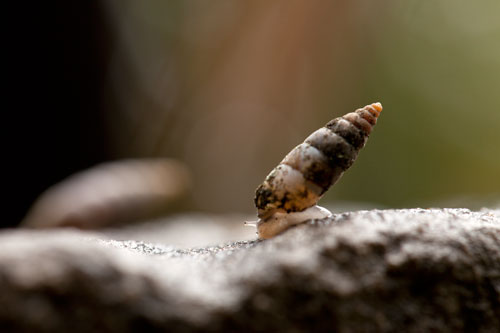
[101,212,257,247]
[1,208,499,332]
[21,158,192,229]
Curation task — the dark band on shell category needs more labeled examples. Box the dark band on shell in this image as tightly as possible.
[255,102,382,220]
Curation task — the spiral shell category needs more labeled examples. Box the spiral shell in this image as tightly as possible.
[253,102,382,239]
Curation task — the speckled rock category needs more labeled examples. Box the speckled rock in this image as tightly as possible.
[1,208,499,332]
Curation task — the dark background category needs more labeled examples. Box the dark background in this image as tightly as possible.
[6,2,111,227]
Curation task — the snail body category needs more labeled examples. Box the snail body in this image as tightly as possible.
[252,102,383,239]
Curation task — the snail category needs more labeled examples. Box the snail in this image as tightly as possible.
[247,102,383,239]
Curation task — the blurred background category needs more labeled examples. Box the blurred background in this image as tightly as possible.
[5,0,500,230]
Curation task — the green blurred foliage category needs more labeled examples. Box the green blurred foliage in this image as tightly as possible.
[329,0,500,209]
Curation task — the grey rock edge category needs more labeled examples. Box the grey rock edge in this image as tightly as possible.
[1,208,499,332]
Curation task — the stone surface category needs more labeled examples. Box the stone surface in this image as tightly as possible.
[101,212,257,247]
[1,208,499,332]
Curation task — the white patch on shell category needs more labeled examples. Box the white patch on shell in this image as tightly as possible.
[281,143,327,179]
[266,164,306,194]
[335,119,353,131]
[256,205,332,239]
[305,127,347,148]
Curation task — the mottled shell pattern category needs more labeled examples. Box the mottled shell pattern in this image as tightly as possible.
[253,102,382,239]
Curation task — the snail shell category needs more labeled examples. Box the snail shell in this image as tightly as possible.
[252,102,383,239]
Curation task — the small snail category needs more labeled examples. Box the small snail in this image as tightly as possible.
[247,102,383,239]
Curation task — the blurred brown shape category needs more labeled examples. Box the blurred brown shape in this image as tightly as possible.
[21,159,191,229]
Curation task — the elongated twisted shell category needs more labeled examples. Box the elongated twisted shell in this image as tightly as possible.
[254,102,382,238]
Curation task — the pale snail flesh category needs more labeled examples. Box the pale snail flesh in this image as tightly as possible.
[249,102,383,239]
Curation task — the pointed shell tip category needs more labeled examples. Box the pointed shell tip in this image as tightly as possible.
[372,102,383,112]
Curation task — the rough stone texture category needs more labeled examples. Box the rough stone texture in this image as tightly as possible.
[1,208,499,332]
